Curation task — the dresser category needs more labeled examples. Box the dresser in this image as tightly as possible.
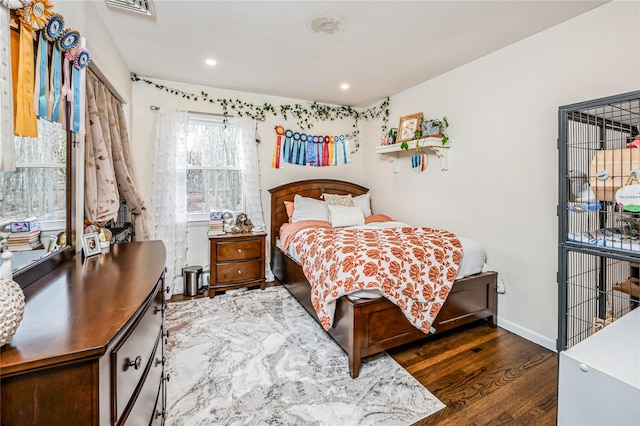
[0,241,167,425]
[209,232,266,297]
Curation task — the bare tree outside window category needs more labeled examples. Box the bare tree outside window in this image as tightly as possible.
[0,119,66,225]
[186,115,244,216]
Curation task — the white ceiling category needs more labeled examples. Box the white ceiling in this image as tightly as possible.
[92,0,608,107]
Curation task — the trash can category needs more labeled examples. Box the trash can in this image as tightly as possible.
[183,265,203,297]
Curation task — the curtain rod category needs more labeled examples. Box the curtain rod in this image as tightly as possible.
[149,105,265,121]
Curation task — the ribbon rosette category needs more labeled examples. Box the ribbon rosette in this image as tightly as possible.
[44,13,65,42]
[73,48,91,70]
[57,28,80,52]
[17,0,54,30]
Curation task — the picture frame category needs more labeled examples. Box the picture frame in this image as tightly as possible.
[82,232,101,257]
[397,113,423,143]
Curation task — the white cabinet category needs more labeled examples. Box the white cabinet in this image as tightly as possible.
[558,308,640,425]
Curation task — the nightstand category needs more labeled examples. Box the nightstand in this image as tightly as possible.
[209,232,266,298]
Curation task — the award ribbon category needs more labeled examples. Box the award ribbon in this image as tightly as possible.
[35,33,48,118]
[328,136,334,166]
[298,134,306,165]
[44,14,64,122]
[61,49,71,130]
[344,136,351,163]
[272,125,284,168]
[307,136,316,166]
[340,135,348,164]
[333,135,339,165]
[73,47,90,134]
[48,43,61,121]
[316,136,322,166]
[72,57,81,132]
[283,129,292,163]
[14,21,37,137]
[322,136,329,167]
[60,30,79,131]
[17,0,54,30]
[291,132,300,164]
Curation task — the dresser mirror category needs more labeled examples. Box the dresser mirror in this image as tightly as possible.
[0,118,76,288]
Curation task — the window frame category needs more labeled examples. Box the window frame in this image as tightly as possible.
[185,113,244,223]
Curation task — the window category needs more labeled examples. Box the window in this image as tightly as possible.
[0,119,66,230]
[186,114,244,221]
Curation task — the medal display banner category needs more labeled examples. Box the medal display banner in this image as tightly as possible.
[272,125,351,168]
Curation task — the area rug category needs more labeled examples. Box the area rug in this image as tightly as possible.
[164,286,444,425]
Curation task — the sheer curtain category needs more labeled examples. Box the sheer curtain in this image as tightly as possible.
[236,116,274,282]
[150,109,188,297]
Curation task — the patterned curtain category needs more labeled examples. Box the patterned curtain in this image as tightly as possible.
[149,109,188,297]
[236,116,274,281]
[84,69,148,239]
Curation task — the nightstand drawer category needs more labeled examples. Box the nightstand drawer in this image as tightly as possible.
[216,260,262,283]
[216,239,262,261]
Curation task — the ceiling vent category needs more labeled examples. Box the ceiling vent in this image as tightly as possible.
[105,0,155,18]
[309,15,345,35]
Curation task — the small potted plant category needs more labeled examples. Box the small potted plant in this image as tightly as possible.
[421,117,449,143]
[401,116,449,150]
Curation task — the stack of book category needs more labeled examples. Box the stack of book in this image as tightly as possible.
[208,211,224,236]
[8,217,43,251]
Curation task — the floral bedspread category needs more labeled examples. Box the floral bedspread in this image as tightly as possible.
[291,226,462,333]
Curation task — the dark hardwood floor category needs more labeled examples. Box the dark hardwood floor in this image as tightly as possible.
[387,321,558,426]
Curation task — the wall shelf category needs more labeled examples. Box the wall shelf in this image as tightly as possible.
[376,137,450,173]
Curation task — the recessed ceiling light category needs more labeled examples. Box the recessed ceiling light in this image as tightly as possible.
[340,83,350,90]
[205,59,217,66]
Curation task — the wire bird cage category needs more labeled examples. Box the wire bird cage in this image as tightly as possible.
[558,90,640,351]
[105,199,135,243]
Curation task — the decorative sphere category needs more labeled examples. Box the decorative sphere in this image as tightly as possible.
[0,278,25,347]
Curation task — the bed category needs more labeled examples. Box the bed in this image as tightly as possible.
[269,179,498,378]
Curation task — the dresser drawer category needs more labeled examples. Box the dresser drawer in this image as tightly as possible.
[216,239,262,261]
[112,287,162,422]
[124,335,163,426]
[216,259,262,283]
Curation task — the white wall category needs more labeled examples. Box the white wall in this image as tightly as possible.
[130,80,367,273]
[363,0,640,349]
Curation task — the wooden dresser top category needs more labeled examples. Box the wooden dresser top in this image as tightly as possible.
[0,241,166,377]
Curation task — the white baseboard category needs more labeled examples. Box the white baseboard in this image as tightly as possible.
[497,317,557,352]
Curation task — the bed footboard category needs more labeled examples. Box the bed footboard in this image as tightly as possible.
[273,245,498,378]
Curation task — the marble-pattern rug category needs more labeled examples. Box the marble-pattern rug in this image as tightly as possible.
[164,286,444,425]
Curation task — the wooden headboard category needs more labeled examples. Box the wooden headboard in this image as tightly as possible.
[268,179,369,245]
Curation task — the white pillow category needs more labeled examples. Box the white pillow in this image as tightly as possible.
[327,205,365,228]
[353,193,372,217]
[291,194,329,223]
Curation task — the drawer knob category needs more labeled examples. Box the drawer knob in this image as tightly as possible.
[237,269,242,275]
[156,356,166,366]
[129,355,142,370]
[237,248,243,254]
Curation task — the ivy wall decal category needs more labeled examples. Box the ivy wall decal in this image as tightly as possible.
[131,74,390,138]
